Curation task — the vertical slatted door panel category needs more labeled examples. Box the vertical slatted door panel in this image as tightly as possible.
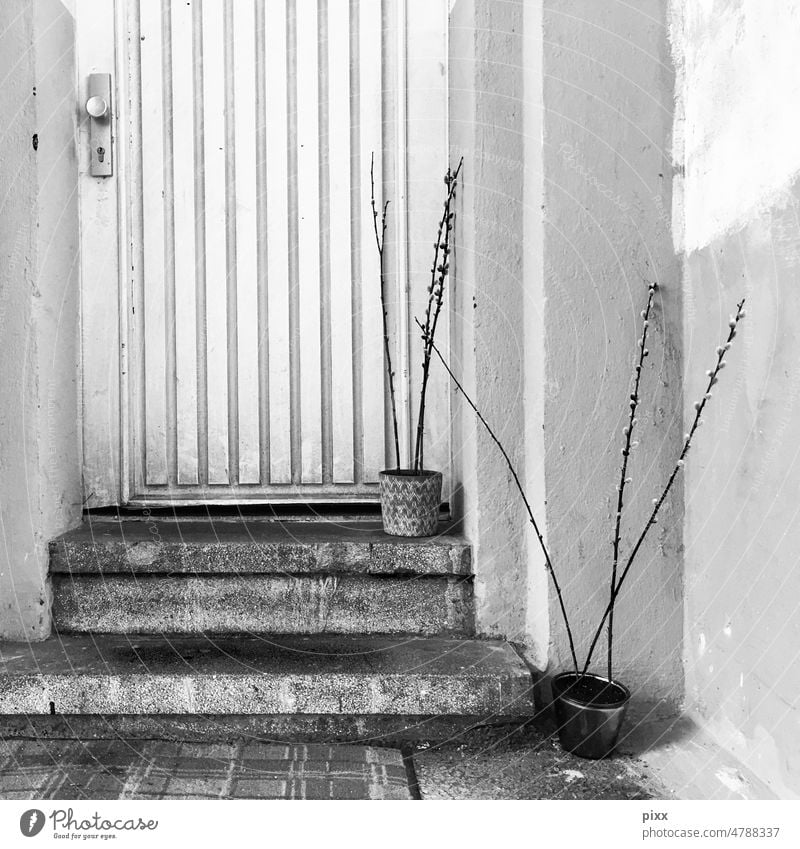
[123,0,448,504]
[201,0,231,487]
[263,0,292,487]
[378,0,407,474]
[232,0,260,485]
[171,0,199,486]
[327,0,355,483]
[357,0,387,483]
[192,0,209,487]
[138,0,168,489]
[406,0,450,487]
[254,0,270,486]
[295,0,323,485]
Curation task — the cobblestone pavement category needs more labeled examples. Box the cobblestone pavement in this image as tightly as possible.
[0,738,412,800]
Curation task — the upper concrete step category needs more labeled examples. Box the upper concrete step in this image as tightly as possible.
[50,520,471,576]
[0,634,534,718]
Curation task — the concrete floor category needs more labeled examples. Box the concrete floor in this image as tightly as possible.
[412,723,662,800]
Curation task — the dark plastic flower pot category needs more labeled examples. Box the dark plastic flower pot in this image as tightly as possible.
[551,672,631,759]
[379,469,442,537]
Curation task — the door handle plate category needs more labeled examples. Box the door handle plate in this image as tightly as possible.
[87,73,112,177]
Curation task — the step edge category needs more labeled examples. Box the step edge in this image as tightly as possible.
[50,542,472,576]
[0,673,535,716]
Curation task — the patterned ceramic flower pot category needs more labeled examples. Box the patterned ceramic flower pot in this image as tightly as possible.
[379,469,442,537]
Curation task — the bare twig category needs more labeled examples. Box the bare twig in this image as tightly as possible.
[582,299,747,674]
[414,158,464,472]
[607,282,658,680]
[417,318,579,672]
[371,152,401,469]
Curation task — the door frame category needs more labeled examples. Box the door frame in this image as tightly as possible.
[78,0,128,508]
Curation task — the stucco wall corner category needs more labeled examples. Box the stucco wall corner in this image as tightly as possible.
[0,0,82,640]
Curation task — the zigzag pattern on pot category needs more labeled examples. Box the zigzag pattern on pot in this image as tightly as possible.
[379,472,443,537]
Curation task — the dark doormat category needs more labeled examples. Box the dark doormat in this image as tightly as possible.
[0,738,414,800]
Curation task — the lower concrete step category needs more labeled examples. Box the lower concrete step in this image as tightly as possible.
[52,575,473,636]
[0,635,535,721]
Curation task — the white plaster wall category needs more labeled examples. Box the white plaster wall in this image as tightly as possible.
[543,0,684,708]
[676,0,800,253]
[673,0,800,799]
[0,0,82,640]
[449,0,533,642]
[0,0,43,638]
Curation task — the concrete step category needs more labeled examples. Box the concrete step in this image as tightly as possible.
[51,520,471,576]
[51,574,474,636]
[0,635,535,722]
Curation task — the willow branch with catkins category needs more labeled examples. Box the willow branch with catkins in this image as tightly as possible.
[581,298,747,675]
[418,289,745,682]
[416,317,580,672]
[414,157,464,472]
[606,281,658,680]
[371,152,401,470]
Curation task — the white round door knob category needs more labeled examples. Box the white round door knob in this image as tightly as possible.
[86,95,108,118]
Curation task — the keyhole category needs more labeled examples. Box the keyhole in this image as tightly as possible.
[97,146,105,163]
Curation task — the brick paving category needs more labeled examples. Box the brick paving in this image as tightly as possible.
[0,739,412,800]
